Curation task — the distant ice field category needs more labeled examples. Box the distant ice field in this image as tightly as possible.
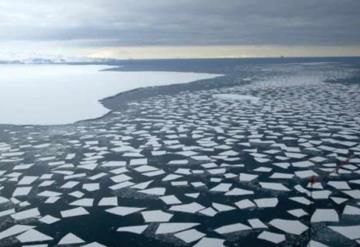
[0,64,221,125]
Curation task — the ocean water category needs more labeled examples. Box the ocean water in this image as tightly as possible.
[0,64,221,125]
[0,58,359,247]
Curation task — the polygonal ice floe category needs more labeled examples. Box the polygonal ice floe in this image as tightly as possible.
[193,237,225,247]
[130,159,148,166]
[295,170,318,179]
[235,199,256,209]
[342,190,360,199]
[131,180,153,190]
[155,223,200,234]
[38,190,62,197]
[16,229,53,243]
[215,223,251,234]
[225,188,254,196]
[311,190,332,199]
[258,231,285,244]
[111,174,131,183]
[329,225,360,240]
[18,176,38,185]
[160,195,181,205]
[254,198,278,208]
[212,202,236,212]
[270,172,294,179]
[60,207,89,218]
[287,209,308,218]
[70,198,94,207]
[307,240,329,247]
[292,161,314,168]
[330,197,348,204]
[39,215,60,224]
[162,174,182,181]
[213,94,260,104]
[58,233,85,245]
[0,196,9,204]
[12,186,32,197]
[248,219,267,229]
[11,208,40,220]
[343,205,360,215]
[105,206,145,216]
[45,197,60,204]
[110,181,134,190]
[0,208,15,218]
[239,173,258,182]
[175,229,205,243]
[259,182,290,191]
[82,242,107,247]
[169,202,205,214]
[199,207,217,216]
[98,197,118,206]
[327,181,351,190]
[141,210,173,222]
[117,225,148,234]
[311,208,339,223]
[0,225,35,240]
[139,187,166,196]
[210,183,232,192]
[61,181,80,189]
[269,219,308,235]
[289,196,312,205]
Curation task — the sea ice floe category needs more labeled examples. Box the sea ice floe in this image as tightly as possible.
[329,225,360,240]
[139,187,166,196]
[17,229,53,243]
[98,197,118,206]
[254,198,278,208]
[141,210,173,222]
[213,94,260,104]
[169,202,205,214]
[248,219,267,229]
[259,182,290,191]
[11,208,40,220]
[225,188,254,196]
[193,237,225,247]
[155,223,200,234]
[343,205,360,215]
[199,207,217,216]
[342,190,360,199]
[39,215,60,224]
[12,186,32,197]
[70,198,94,207]
[215,223,251,234]
[60,207,89,218]
[235,199,256,209]
[311,209,339,223]
[287,209,308,218]
[258,231,285,244]
[117,225,148,234]
[105,206,145,216]
[0,225,35,241]
[58,233,85,245]
[175,229,205,243]
[160,195,181,205]
[269,219,308,235]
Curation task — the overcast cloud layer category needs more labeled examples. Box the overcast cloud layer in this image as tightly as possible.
[1,0,360,47]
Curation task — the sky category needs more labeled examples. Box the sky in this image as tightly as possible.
[0,0,360,59]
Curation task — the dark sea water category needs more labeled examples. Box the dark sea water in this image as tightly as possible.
[0,57,360,247]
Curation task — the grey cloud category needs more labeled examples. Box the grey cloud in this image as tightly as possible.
[0,0,359,46]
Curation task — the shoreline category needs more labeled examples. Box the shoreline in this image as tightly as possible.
[0,56,358,129]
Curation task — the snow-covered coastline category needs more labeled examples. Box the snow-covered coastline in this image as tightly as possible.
[0,64,221,125]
